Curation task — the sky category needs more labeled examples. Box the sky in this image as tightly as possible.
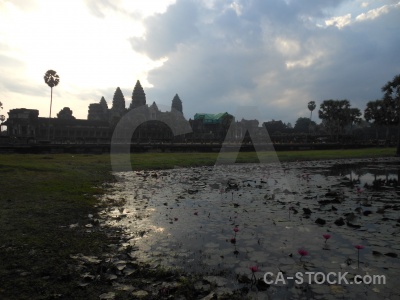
[0,0,399,125]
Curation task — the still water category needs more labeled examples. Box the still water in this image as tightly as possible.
[104,157,400,299]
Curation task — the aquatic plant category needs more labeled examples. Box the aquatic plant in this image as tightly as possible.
[323,234,331,243]
[249,266,259,284]
[250,266,259,272]
[298,249,308,261]
[233,248,239,257]
[289,205,293,220]
[355,245,364,268]
[229,226,239,245]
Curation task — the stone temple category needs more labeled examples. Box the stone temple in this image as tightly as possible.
[2,80,259,146]
[4,80,190,144]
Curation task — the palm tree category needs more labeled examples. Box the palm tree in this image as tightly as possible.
[307,101,316,141]
[0,101,3,134]
[308,101,316,122]
[382,74,400,156]
[0,115,4,134]
[44,70,60,140]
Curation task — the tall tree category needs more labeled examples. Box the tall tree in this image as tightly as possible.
[44,70,60,140]
[318,99,352,141]
[294,117,316,133]
[307,101,316,122]
[307,101,316,141]
[365,100,383,125]
[263,120,289,134]
[364,100,392,139]
[0,101,3,133]
[0,102,4,133]
[381,74,400,155]
[57,107,75,120]
[347,107,362,133]
[44,70,60,119]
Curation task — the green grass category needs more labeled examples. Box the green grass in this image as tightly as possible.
[124,147,396,169]
[0,147,396,299]
[0,154,115,299]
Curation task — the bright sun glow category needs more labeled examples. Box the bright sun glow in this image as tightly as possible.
[0,0,172,118]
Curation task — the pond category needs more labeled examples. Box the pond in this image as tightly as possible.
[103,157,400,299]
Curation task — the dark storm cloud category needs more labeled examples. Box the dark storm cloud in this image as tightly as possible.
[130,0,400,123]
[310,7,400,106]
[130,1,199,59]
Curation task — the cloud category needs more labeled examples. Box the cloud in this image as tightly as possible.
[361,2,369,8]
[83,0,175,18]
[325,13,352,28]
[1,0,399,124]
[129,0,400,124]
[356,2,400,21]
[130,0,199,59]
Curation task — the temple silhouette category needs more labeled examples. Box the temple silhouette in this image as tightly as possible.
[3,80,264,145]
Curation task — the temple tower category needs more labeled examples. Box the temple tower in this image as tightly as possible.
[130,80,146,109]
[111,87,126,115]
[171,94,183,114]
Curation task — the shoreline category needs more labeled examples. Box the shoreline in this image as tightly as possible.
[101,156,400,299]
[0,151,398,299]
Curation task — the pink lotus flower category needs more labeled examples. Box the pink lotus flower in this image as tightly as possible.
[233,227,239,233]
[298,249,308,256]
[249,266,259,273]
[249,266,259,284]
[323,234,331,243]
[298,249,308,261]
[355,245,364,268]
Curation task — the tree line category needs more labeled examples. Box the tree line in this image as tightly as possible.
[264,74,400,145]
[1,71,399,155]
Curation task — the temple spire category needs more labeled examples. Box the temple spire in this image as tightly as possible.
[111,87,126,116]
[171,94,183,113]
[130,80,146,109]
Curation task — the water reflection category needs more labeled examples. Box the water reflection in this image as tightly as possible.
[325,161,399,188]
[105,158,400,299]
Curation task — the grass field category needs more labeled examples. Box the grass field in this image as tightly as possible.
[0,147,396,299]
[126,147,396,169]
